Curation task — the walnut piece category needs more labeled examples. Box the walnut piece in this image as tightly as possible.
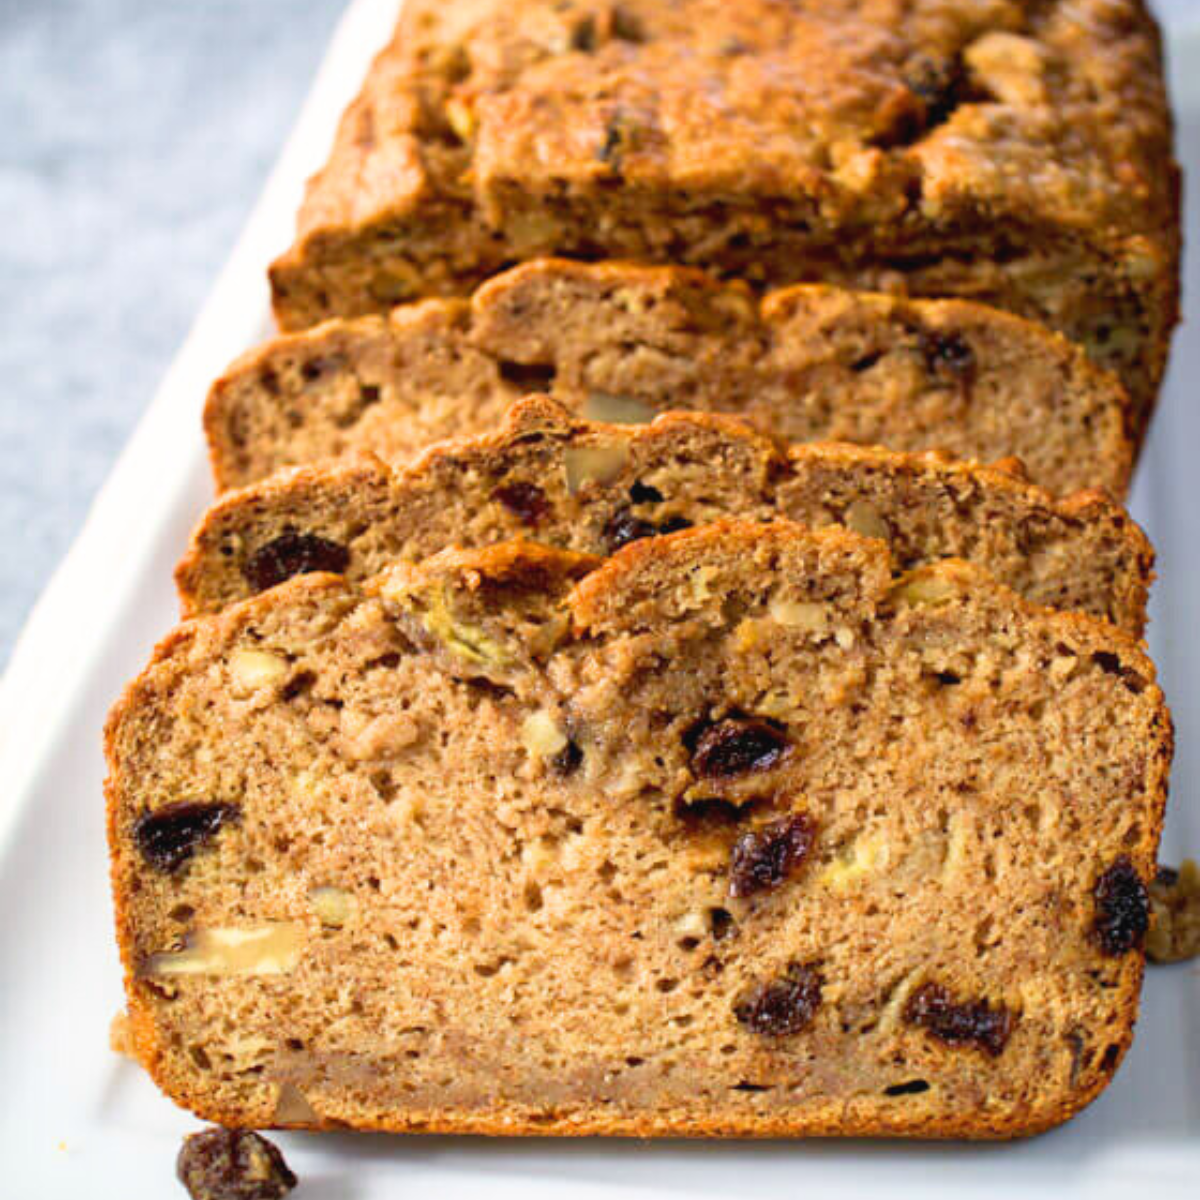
[564,444,630,493]
[582,392,656,425]
[142,923,305,977]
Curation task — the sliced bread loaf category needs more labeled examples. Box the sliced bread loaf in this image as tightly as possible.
[182,397,1153,634]
[267,0,1178,431]
[108,523,1170,1138]
[209,262,1135,497]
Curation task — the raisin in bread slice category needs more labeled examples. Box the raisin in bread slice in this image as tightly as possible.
[209,262,1135,497]
[266,0,1178,433]
[180,396,1153,634]
[108,523,1171,1138]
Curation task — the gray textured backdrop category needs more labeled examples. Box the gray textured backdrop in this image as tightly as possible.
[0,0,344,667]
[0,0,1193,668]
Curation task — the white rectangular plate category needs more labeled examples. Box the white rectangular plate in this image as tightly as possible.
[1,2,1196,1195]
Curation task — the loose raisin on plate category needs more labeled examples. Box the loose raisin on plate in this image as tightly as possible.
[902,982,1014,1057]
[728,813,816,898]
[1092,855,1150,956]
[243,531,350,592]
[492,481,550,527]
[177,1127,296,1200]
[691,717,789,779]
[134,801,240,874]
[1147,859,1200,963]
[734,962,822,1037]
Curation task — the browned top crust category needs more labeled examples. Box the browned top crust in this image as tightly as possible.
[296,0,1173,252]
[270,0,1179,420]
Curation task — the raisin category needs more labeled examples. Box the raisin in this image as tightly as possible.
[870,54,965,149]
[299,355,342,382]
[492,481,550,526]
[280,671,316,701]
[921,331,976,387]
[569,14,597,51]
[551,739,583,775]
[603,509,658,551]
[904,54,965,128]
[734,962,822,1037]
[628,481,663,504]
[850,350,883,373]
[709,906,736,940]
[497,360,556,391]
[884,1079,931,1096]
[243,531,350,592]
[728,813,816,898]
[902,982,1014,1057]
[657,516,692,536]
[604,502,691,553]
[134,801,240,874]
[177,1127,297,1200]
[1093,855,1150,956]
[691,718,789,779]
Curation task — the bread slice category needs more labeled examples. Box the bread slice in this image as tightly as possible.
[266,0,1178,433]
[108,522,1171,1138]
[181,397,1154,635]
[208,262,1135,498]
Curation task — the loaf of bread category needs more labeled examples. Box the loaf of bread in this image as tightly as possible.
[182,396,1154,634]
[268,0,1178,433]
[108,522,1170,1138]
[214,262,1135,497]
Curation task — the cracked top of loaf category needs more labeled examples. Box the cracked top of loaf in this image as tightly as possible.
[298,0,1172,242]
[271,0,1178,421]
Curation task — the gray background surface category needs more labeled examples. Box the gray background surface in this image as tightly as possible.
[0,0,343,667]
[0,0,1193,668]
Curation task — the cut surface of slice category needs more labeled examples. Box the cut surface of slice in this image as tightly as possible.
[108,523,1171,1139]
[209,263,1136,497]
[181,397,1154,635]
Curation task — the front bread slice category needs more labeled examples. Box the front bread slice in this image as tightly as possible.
[109,523,1170,1138]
